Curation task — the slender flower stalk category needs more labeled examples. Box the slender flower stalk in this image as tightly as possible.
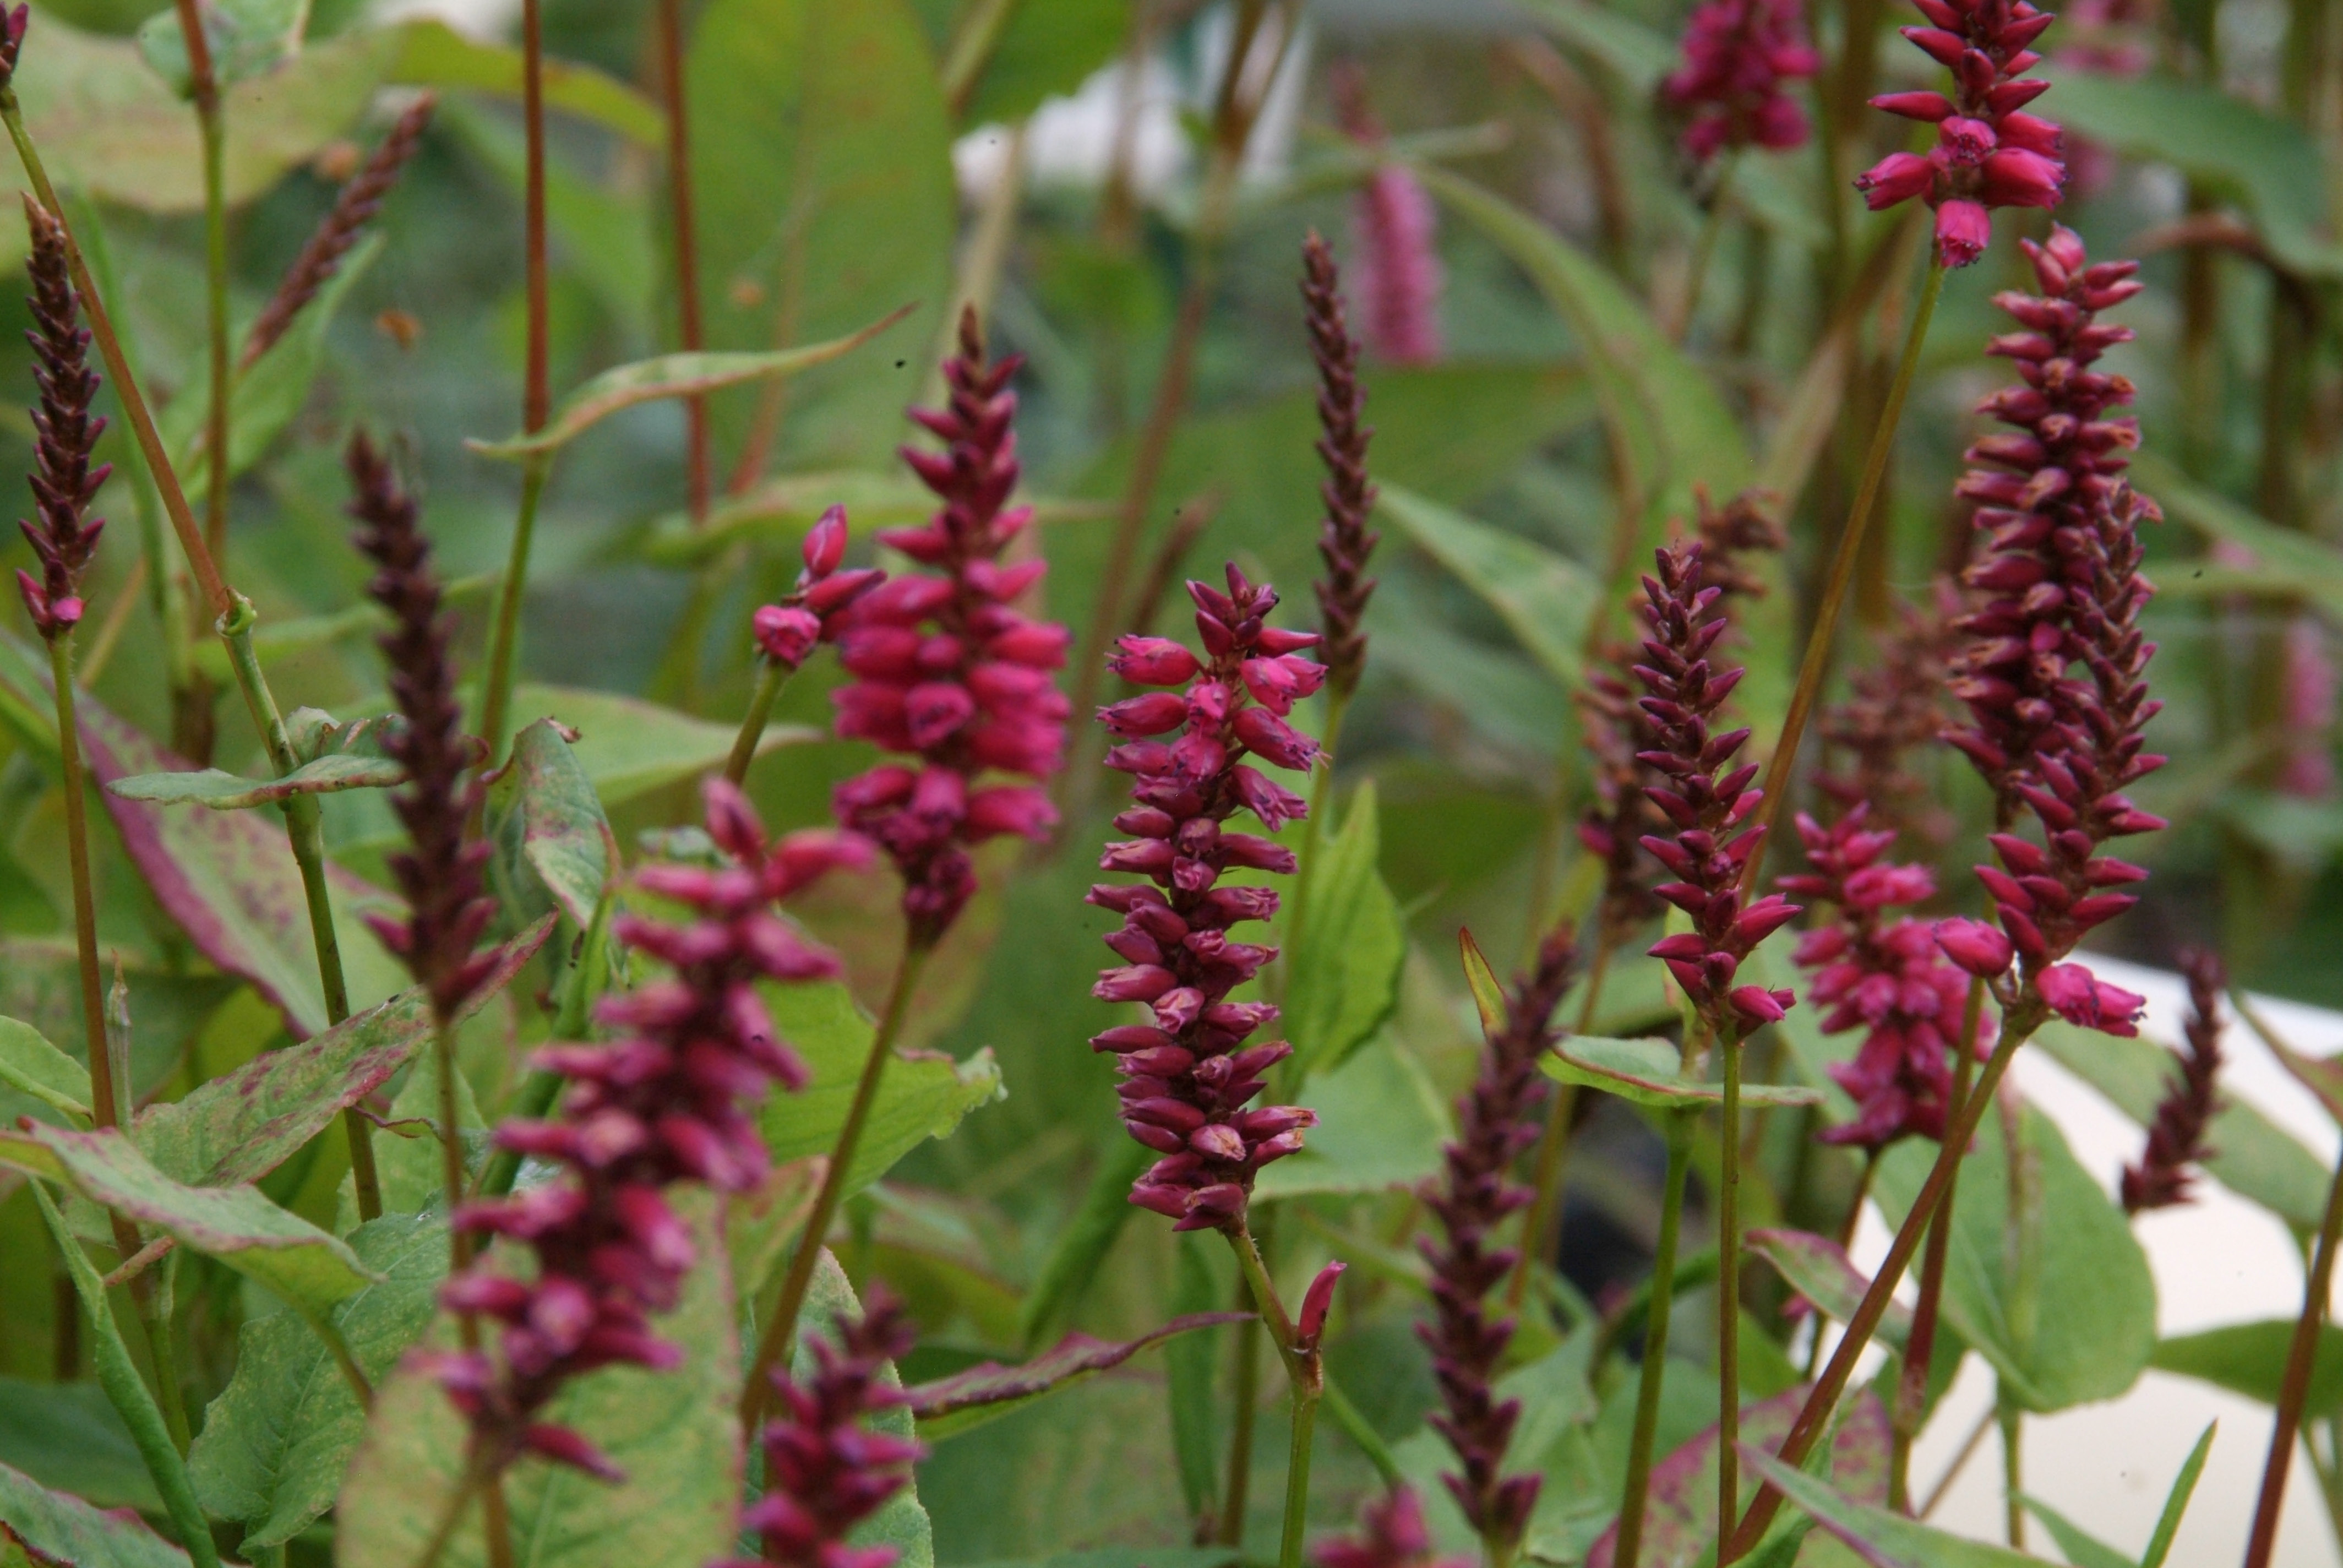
[164,0,231,570]
[2246,1097,2343,1568]
[1315,1487,1470,1568]
[2121,948,2224,1213]
[1420,931,1576,1566]
[1303,231,1380,735]
[723,505,884,786]
[242,94,436,369]
[1854,0,2067,267]
[718,1291,924,1568]
[748,311,1066,1422]
[653,0,709,522]
[1328,62,1443,366]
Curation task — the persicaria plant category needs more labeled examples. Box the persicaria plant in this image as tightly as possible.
[1,10,2319,1568]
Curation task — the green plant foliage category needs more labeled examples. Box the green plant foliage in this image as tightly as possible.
[1872,1101,2156,1413]
[0,1380,161,1514]
[488,719,615,929]
[108,750,405,810]
[1745,1447,2057,1566]
[1282,781,1407,1079]
[0,1014,94,1122]
[504,684,815,809]
[336,1195,743,1568]
[1540,1035,1824,1110]
[1254,1031,1450,1199]
[188,1214,449,1548]
[0,1460,189,1568]
[1377,484,1596,689]
[2150,1319,2343,1412]
[908,1312,1249,1440]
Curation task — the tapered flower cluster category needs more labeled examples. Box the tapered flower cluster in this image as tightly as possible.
[1634,542,1799,1031]
[346,431,498,1020]
[1419,931,1576,1549]
[1331,62,1443,365]
[2276,617,2337,801]
[718,1291,924,1568]
[1315,1488,1470,1568]
[15,199,107,642]
[831,309,1069,945]
[1660,0,1823,162]
[1855,0,2065,266]
[1946,226,2149,816]
[2122,948,2224,1213]
[242,94,436,368]
[437,781,867,1480]
[1939,483,2162,1036]
[1089,565,1325,1232]
[753,505,885,672]
[1781,807,1979,1150]
[1302,232,1380,702]
[1816,585,1958,845]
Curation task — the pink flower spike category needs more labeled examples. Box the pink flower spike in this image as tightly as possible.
[2039,962,2146,1036]
[1934,917,2014,977]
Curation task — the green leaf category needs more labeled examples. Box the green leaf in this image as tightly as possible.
[0,1125,379,1309]
[1254,1030,1451,1199]
[1540,1036,1824,1111]
[950,0,1125,124]
[796,1250,934,1568]
[489,719,616,930]
[759,980,1002,1194]
[2135,454,2343,624]
[157,234,382,483]
[2141,1422,2216,1568]
[1014,1136,1151,1351]
[382,17,665,146]
[1376,484,1596,689]
[1744,1446,2058,1565]
[132,924,550,1188]
[1165,1232,1232,1518]
[908,1314,1250,1440]
[0,1460,189,1568]
[690,0,956,471]
[1457,926,1510,1042]
[631,470,936,567]
[467,309,917,461]
[1284,782,1407,1078]
[137,0,306,95]
[2034,1016,2332,1232]
[2150,1319,2343,1412]
[1872,1101,2156,1413]
[188,1215,448,1547]
[1513,0,1675,90]
[106,752,405,811]
[2045,72,2343,276]
[0,1014,92,1122]
[1744,1227,1912,1349]
[724,1155,826,1311]
[356,1027,487,1223]
[2015,1498,2133,1568]
[0,1379,162,1514]
[506,683,814,809]
[337,1196,743,1568]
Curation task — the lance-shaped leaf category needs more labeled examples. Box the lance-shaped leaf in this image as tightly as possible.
[337,1195,743,1568]
[0,1015,92,1122]
[130,919,551,1188]
[1742,1445,2059,1566]
[760,981,1002,1195]
[0,1126,379,1310]
[908,1314,1253,1441]
[0,1461,190,1568]
[1540,1036,1823,1111]
[1584,1390,1889,1568]
[0,1378,161,1513]
[136,0,305,96]
[1284,781,1407,1079]
[1744,1228,1912,1349]
[634,469,934,567]
[1378,484,1594,689]
[107,753,406,811]
[2151,1318,2343,1411]
[512,684,815,808]
[382,18,664,147]
[1457,927,1510,1041]
[489,720,615,930]
[725,1156,826,1313]
[1255,1031,1451,1199]
[468,306,916,460]
[189,1215,449,1549]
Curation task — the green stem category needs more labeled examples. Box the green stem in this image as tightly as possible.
[477,894,612,1201]
[1615,1107,1695,1568]
[1890,977,1983,1508]
[1998,1395,2023,1548]
[47,635,116,1133]
[195,83,229,567]
[140,1251,191,1454]
[740,943,930,1428]
[1725,990,2050,1561]
[478,457,549,770]
[32,1183,221,1568]
[1220,1280,1262,1546]
[1717,1022,1745,1565]
[1675,151,1739,344]
[1225,1215,1322,1568]
[1740,256,1947,899]
[724,656,793,786]
[1320,1367,1402,1488]
[2244,1115,2343,1568]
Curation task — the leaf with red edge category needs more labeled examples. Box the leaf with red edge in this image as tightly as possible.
[1745,1228,1913,1349]
[0,1460,190,1568]
[1583,1389,1890,1568]
[907,1313,1254,1440]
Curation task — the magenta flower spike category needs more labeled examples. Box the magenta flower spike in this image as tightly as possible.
[1855,0,2066,265]
[1088,563,1326,1232]
[1660,0,1823,161]
[1631,541,1799,1033]
[719,1289,925,1568]
[753,504,885,672]
[1314,1488,1472,1568]
[1330,62,1444,365]
[2121,948,2224,1213]
[831,307,1070,946]
[1420,931,1577,1551]
[432,781,867,1480]
[1780,807,1982,1150]
[15,197,107,643]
